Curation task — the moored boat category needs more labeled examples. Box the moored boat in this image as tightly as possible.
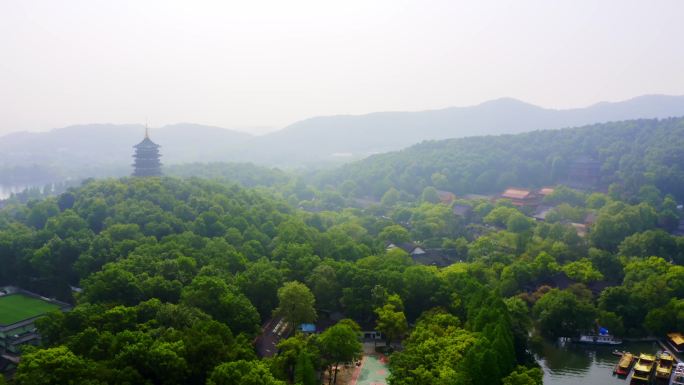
[668,333,684,353]
[671,363,684,385]
[657,352,675,381]
[575,334,622,345]
[614,352,634,376]
[632,353,656,383]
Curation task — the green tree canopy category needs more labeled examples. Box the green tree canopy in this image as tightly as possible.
[533,288,597,338]
[208,360,285,385]
[501,366,543,385]
[274,281,317,328]
[15,346,99,385]
[379,224,411,244]
[317,322,362,385]
[375,294,408,346]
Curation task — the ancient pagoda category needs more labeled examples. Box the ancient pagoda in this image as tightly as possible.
[132,126,162,177]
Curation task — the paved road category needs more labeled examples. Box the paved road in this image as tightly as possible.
[353,355,389,385]
[351,343,389,385]
[255,317,288,357]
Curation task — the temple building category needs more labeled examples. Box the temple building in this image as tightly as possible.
[500,188,541,207]
[565,156,601,190]
[132,126,162,177]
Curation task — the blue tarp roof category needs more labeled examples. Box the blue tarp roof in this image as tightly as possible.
[299,323,316,333]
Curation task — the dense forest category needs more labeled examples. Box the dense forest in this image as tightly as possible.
[317,117,684,202]
[1,117,683,384]
[0,178,521,384]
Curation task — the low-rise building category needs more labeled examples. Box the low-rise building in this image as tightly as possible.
[0,287,70,374]
[386,242,426,256]
[298,323,317,335]
[570,222,588,237]
[411,249,461,267]
[500,188,542,207]
[532,205,553,221]
[538,187,555,197]
[436,190,456,204]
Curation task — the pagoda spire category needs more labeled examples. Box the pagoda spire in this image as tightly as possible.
[132,125,162,177]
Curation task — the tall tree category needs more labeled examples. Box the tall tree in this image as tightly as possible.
[294,350,317,385]
[306,264,340,311]
[317,322,362,385]
[208,360,285,385]
[274,281,317,329]
[14,346,96,385]
[533,288,597,338]
[374,294,408,347]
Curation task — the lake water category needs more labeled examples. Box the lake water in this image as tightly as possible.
[535,340,663,385]
[0,185,27,200]
[0,184,57,200]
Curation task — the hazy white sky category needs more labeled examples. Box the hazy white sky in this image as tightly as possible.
[1,0,684,135]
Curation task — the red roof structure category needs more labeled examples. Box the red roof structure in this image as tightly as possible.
[500,188,541,207]
[501,188,533,200]
[436,190,456,204]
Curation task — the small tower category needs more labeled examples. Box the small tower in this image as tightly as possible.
[132,125,162,176]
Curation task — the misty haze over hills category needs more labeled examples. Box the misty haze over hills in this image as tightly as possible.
[253,94,684,164]
[1,94,684,185]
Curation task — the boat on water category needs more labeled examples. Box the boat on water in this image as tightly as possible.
[668,333,684,354]
[614,352,634,376]
[632,353,656,383]
[575,334,622,345]
[657,352,675,381]
[671,363,684,385]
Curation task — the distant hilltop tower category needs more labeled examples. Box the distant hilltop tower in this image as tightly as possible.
[132,125,162,177]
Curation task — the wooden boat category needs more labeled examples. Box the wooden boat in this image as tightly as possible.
[614,352,634,376]
[668,333,684,353]
[632,353,656,383]
[670,363,684,385]
[657,352,675,380]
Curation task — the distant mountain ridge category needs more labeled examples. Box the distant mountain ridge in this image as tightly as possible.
[1,94,684,184]
[0,123,252,166]
[248,94,684,165]
[315,116,684,202]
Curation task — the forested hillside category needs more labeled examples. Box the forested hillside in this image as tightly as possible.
[1,121,684,385]
[0,162,683,384]
[0,178,522,384]
[256,95,684,165]
[318,117,684,202]
[165,163,291,188]
[5,1,684,384]
[2,96,684,187]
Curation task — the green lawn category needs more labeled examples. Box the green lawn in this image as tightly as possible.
[0,294,60,326]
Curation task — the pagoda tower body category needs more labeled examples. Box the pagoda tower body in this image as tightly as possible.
[132,127,162,176]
